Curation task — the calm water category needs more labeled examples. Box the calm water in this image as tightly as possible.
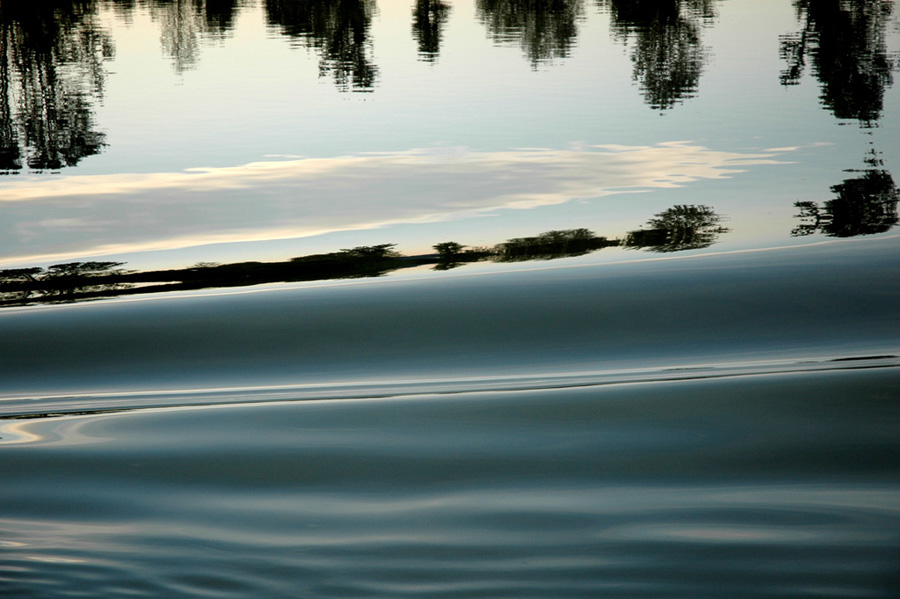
[1,0,900,597]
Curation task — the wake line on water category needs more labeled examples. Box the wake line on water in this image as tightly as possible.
[1,354,897,425]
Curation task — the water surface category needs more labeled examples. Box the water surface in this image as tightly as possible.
[1,0,899,597]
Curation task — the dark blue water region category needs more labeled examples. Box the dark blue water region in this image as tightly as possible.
[1,366,899,598]
[1,235,897,410]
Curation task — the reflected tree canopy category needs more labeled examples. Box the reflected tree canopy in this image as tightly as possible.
[600,0,716,110]
[0,260,129,303]
[625,204,728,252]
[0,0,111,173]
[265,0,378,91]
[204,0,241,33]
[477,0,584,66]
[0,232,617,305]
[495,229,615,260]
[792,153,899,238]
[1,207,737,307]
[412,0,452,62]
[780,0,897,125]
[142,0,241,73]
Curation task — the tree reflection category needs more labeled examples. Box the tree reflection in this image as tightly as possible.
[792,153,899,238]
[432,241,466,269]
[495,229,614,260]
[204,0,240,34]
[780,0,896,125]
[625,204,728,252]
[0,260,129,303]
[265,0,378,91]
[0,0,111,173]
[143,0,240,73]
[600,0,716,110]
[0,230,624,307]
[0,205,739,307]
[476,0,584,66]
[412,0,451,62]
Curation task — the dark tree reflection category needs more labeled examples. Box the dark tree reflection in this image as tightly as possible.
[0,0,111,173]
[600,0,716,110]
[792,153,899,238]
[204,0,241,34]
[265,0,378,92]
[476,0,584,66]
[496,228,614,260]
[626,204,728,252]
[412,0,451,62]
[780,0,896,125]
[0,260,129,303]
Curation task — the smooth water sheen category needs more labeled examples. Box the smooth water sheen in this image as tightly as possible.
[1,0,900,597]
[2,369,899,598]
[2,237,899,597]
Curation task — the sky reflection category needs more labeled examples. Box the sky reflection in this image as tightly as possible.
[0,142,782,266]
[0,0,898,272]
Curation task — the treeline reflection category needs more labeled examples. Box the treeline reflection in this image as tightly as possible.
[0,204,728,307]
[3,184,897,307]
[1,0,897,172]
[0,1,110,173]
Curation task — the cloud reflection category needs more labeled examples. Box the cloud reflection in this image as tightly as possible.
[0,143,782,265]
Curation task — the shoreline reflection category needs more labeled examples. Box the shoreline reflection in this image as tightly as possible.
[0,0,896,176]
[0,205,732,307]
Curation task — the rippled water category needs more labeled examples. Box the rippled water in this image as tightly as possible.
[2,237,899,597]
[3,367,899,597]
[2,0,900,596]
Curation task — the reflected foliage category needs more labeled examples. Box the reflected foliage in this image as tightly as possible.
[495,228,614,260]
[0,228,624,306]
[625,204,728,252]
[0,0,111,173]
[289,243,401,278]
[433,229,619,269]
[780,0,897,125]
[432,241,466,269]
[413,0,451,62]
[1,207,734,307]
[0,261,130,303]
[0,248,403,305]
[265,0,378,91]
[792,154,899,238]
[142,0,241,73]
[204,0,241,33]
[600,0,716,110]
[477,0,584,66]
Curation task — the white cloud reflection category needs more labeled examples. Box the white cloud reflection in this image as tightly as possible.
[0,142,782,266]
